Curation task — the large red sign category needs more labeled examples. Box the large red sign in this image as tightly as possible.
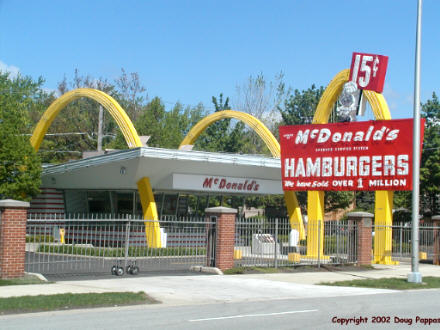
[280,119,425,191]
[349,52,388,93]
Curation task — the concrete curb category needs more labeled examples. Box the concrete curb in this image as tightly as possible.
[189,265,223,275]
[25,272,48,282]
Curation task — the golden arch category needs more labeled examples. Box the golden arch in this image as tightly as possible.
[30,88,142,151]
[179,110,305,239]
[30,88,162,247]
[308,69,394,264]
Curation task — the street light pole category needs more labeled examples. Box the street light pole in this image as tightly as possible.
[97,105,104,152]
[408,0,423,283]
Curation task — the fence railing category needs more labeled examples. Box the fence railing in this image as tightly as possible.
[374,223,438,261]
[234,218,358,267]
[26,214,213,276]
[25,214,440,276]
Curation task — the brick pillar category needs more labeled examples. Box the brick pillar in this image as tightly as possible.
[432,215,440,265]
[347,212,373,266]
[0,199,30,279]
[205,206,237,271]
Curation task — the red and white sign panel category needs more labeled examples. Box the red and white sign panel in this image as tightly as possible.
[280,119,425,191]
[171,173,283,195]
[349,52,388,93]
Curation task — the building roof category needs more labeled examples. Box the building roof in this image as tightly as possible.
[42,147,283,195]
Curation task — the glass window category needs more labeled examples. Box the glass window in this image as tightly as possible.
[177,195,189,216]
[87,191,111,214]
[115,192,134,215]
[162,194,178,216]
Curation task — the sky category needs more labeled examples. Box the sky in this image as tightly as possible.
[0,0,439,118]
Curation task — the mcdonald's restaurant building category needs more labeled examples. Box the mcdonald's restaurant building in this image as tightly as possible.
[29,147,284,218]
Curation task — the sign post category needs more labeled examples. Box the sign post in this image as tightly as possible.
[408,0,423,284]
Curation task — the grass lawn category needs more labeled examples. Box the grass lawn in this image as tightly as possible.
[0,275,49,286]
[320,276,440,290]
[224,264,373,275]
[224,266,283,274]
[0,292,158,315]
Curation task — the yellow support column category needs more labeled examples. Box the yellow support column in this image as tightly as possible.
[137,177,162,248]
[284,191,305,240]
[306,191,325,258]
[374,191,398,264]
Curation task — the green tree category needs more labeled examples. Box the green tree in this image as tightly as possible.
[279,84,324,125]
[0,72,43,200]
[110,97,206,150]
[195,94,249,153]
[420,92,440,215]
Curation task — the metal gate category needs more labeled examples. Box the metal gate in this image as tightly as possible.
[25,214,215,277]
[206,217,216,267]
[234,218,358,267]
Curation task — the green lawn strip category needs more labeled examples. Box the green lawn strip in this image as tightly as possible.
[224,265,348,275]
[224,266,290,274]
[37,244,206,257]
[224,267,275,274]
[0,292,158,315]
[320,276,440,290]
[0,275,50,286]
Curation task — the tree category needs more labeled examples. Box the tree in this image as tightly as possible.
[279,84,324,125]
[232,72,287,154]
[114,68,147,122]
[0,126,41,201]
[420,92,440,215]
[110,97,207,150]
[195,94,249,153]
[0,72,43,201]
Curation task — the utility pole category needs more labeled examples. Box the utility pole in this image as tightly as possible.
[408,0,423,284]
[97,105,103,152]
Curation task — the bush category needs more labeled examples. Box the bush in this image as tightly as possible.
[26,235,54,243]
[37,244,206,257]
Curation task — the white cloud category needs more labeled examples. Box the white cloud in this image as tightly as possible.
[0,60,20,79]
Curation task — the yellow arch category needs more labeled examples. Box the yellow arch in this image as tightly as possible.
[179,110,305,239]
[30,88,161,247]
[180,110,280,156]
[30,88,142,151]
[307,69,394,264]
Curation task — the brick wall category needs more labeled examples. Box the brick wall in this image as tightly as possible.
[206,207,237,271]
[0,200,29,279]
[357,219,372,265]
[347,212,373,266]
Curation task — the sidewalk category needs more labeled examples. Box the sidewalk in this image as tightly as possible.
[239,262,440,285]
[0,263,438,306]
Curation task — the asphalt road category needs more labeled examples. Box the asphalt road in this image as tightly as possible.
[1,290,439,329]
